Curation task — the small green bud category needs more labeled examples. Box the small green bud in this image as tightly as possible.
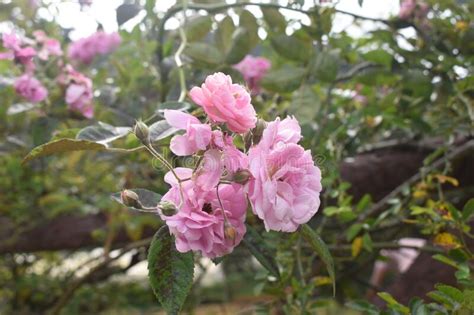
[232,169,253,185]
[133,120,150,144]
[245,119,267,150]
[121,189,142,209]
[158,200,177,216]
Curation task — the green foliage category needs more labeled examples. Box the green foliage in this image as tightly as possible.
[22,139,107,164]
[301,224,336,295]
[147,226,194,315]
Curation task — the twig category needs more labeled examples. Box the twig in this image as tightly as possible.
[47,238,152,315]
[357,140,474,222]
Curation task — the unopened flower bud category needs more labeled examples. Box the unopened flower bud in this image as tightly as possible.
[133,120,149,144]
[158,200,177,216]
[224,222,237,242]
[232,169,253,185]
[121,189,142,209]
[252,119,267,146]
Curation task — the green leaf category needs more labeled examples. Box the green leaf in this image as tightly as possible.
[301,224,335,295]
[435,284,463,303]
[462,198,474,221]
[22,139,106,164]
[242,225,280,278]
[185,42,223,65]
[363,49,393,67]
[290,85,320,124]
[262,8,286,32]
[239,10,259,47]
[270,34,311,61]
[377,292,410,314]
[225,27,253,65]
[261,66,307,93]
[313,51,339,83]
[149,120,178,142]
[116,3,141,26]
[111,188,162,210]
[346,223,363,241]
[215,16,235,54]
[345,300,379,315]
[148,226,194,315]
[409,298,429,315]
[184,15,212,42]
[76,122,131,145]
[157,101,191,113]
[362,232,373,252]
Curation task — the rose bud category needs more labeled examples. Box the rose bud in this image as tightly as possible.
[224,222,237,242]
[121,189,142,209]
[232,169,253,185]
[133,120,150,144]
[158,200,177,216]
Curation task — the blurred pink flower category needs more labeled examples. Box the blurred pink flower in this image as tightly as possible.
[189,72,257,134]
[68,31,121,64]
[247,117,322,232]
[161,168,247,258]
[0,33,36,71]
[62,65,94,118]
[33,30,62,60]
[399,0,429,20]
[14,74,47,103]
[164,110,212,156]
[233,55,271,94]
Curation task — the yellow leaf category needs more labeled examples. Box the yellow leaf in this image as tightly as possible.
[434,174,459,187]
[314,276,332,286]
[352,236,363,257]
[455,21,469,32]
[434,232,461,249]
[412,189,428,199]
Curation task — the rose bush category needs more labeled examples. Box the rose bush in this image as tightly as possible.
[2,0,473,314]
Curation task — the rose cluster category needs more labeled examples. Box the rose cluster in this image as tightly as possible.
[152,72,322,258]
[1,29,121,118]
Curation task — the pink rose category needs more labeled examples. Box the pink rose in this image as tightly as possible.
[164,110,212,156]
[247,117,322,232]
[62,65,94,118]
[189,72,257,134]
[68,31,121,64]
[233,55,271,94]
[210,130,248,174]
[161,168,247,258]
[14,74,47,103]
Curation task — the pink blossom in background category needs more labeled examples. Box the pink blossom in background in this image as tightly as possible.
[164,110,212,156]
[247,117,322,232]
[14,74,47,103]
[33,30,62,60]
[399,0,429,20]
[62,65,94,118]
[233,55,271,94]
[0,32,36,71]
[161,168,247,258]
[68,31,121,64]
[189,72,257,134]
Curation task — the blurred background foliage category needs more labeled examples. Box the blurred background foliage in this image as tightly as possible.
[0,0,473,314]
